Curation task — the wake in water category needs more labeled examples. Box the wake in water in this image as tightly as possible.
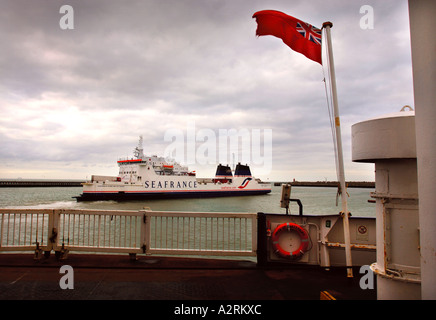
[0,186,375,217]
[3,200,78,210]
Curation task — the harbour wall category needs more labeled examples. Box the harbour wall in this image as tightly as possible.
[0,179,375,188]
[0,180,84,187]
[273,181,375,188]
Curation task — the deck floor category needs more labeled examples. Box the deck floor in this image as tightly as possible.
[0,253,375,301]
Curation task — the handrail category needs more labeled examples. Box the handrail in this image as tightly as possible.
[0,208,258,259]
[143,210,257,257]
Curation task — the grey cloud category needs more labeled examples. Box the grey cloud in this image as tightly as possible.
[0,0,414,181]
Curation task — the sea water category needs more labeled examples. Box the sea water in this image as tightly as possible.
[0,185,375,217]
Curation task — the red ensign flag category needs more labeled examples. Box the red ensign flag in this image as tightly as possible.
[252,10,322,65]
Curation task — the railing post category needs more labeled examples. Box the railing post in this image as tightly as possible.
[256,212,267,267]
[251,214,258,256]
[52,210,69,260]
[48,210,59,252]
[0,213,4,248]
[141,210,150,255]
[33,242,44,260]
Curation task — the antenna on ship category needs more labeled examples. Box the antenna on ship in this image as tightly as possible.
[133,135,144,159]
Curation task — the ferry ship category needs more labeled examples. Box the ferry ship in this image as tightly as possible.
[75,137,271,201]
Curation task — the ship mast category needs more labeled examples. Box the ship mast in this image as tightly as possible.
[133,135,144,159]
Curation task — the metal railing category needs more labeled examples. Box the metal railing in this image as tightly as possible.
[146,211,257,256]
[0,209,257,258]
[0,209,50,252]
[56,209,144,255]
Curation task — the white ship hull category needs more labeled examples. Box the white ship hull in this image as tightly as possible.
[76,175,271,201]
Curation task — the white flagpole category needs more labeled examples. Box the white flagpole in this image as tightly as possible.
[322,21,353,278]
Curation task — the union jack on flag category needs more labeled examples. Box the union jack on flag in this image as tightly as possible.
[253,10,323,64]
[296,22,322,45]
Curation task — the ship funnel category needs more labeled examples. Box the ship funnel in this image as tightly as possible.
[215,164,233,177]
[234,163,252,177]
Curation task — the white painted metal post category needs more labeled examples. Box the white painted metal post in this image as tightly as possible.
[143,210,151,255]
[409,0,436,300]
[323,22,353,277]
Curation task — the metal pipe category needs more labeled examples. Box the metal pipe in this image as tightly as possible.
[409,0,436,299]
[289,198,303,216]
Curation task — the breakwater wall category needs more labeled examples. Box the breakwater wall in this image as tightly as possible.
[0,180,84,187]
[0,179,375,188]
[273,181,375,188]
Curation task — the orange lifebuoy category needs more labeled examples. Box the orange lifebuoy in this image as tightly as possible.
[271,222,310,259]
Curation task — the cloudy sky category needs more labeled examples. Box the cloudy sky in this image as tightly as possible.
[0,0,413,182]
